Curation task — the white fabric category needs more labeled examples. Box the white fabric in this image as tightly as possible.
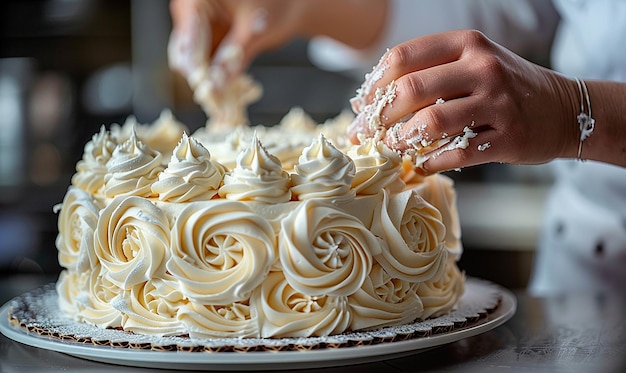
[529,0,626,296]
[308,0,558,76]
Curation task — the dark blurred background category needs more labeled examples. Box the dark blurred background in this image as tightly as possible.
[0,0,553,288]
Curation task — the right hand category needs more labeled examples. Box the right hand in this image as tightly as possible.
[347,30,581,173]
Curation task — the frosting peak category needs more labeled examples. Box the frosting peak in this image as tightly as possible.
[291,134,356,202]
[71,126,117,194]
[151,133,225,202]
[219,133,291,202]
[103,128,164,198]
[348,138,405,195]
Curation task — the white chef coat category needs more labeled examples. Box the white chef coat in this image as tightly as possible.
[529,0,626,295]
[308,0,558,76]
[307,0,626,295]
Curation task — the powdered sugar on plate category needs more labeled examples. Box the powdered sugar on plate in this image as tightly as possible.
[5,278,503,353]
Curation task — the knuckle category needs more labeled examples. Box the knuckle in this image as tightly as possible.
[478,54,506,78]
[455,147,474,164]
[424,106,445,128]
[387,44,411,70]
[417,107,446,135]
[462,29,491,49]
[397,74,425,100]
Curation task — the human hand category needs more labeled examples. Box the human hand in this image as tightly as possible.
[170,0,316,82]
[348,30,581,173]
[168,0,388,84]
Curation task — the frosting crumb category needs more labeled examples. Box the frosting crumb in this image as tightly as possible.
[477,142,491,151]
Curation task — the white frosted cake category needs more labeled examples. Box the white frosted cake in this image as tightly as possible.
[54,108,465,339]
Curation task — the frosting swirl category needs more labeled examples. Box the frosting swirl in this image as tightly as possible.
[56,269,90,318]
[141,110,188,157]
[371,189,448,282]
[94,196,170,288]
[416,258,465,319]
[253,272,351,338]
[411,174,463,260]
[348,263,422,331]
[103,129,164,198]
[55,187,102,272]
[218,134,291,203]
[279,199,381,296]
[77,266,125,328]
[71,126,117,194]
[109,111,187,158]
[151,133,225,202]
[291,134,356,202]
[178,299,259,338]
[348,138,405,195]
[167,200,275,304]
[118,277,187,336]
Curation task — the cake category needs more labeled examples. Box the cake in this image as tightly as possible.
[53,107,465,340]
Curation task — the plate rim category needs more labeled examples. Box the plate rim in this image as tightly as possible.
[0,278,517,370]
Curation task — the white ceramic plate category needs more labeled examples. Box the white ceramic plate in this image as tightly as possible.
[0,278,516,371]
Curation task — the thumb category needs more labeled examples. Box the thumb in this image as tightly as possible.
[213,7,278,77]
[168,0,212,79]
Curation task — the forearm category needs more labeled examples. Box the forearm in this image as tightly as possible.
[301,0,389,50]
[578,81,626,167]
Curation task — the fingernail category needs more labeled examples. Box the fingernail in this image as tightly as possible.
[349,96,363,114]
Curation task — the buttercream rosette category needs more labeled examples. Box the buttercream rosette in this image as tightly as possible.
[348,263,423,331]
[71,126,117,194]
[103,129,164,198]
[167,200,276,304]
[178,299,259,339]
[291,133,356,202]
[152,132,226,202]
[417,258,466,319]
[109,110,187,158]
[279,199,382,297]
[371,189,448,283]
[54,187,102,272]
[348,138,405,195]
[253,272,351,338]
[76,265,125,329]
[219,133,292,203]
[118,276,187,337]
[56,269,90,318]
[412,173,463,260]
[94,196,170,289]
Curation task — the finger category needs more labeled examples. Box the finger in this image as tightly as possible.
[420,127,498,173]
[388,60,478,125]
[214,7,274,78]
[168,0,234,80]
[348,61,477,145]
[351,30,470,114]
[383,94,488,153]
[168,0,211,78]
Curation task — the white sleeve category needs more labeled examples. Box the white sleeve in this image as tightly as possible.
[308,0,559,76]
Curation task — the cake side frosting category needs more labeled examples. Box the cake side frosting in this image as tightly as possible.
[55,110,465,339]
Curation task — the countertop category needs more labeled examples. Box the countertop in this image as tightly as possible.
[1,274,624,373]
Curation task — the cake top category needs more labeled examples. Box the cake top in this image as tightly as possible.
[71,108,429,203]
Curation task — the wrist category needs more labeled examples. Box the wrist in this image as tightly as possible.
[549,73,581,160]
